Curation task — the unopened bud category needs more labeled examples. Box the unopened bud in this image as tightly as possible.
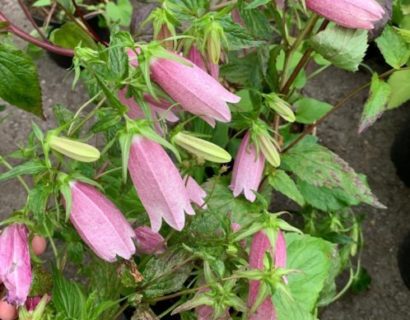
[257,134,281,167]
[205,22,223,64]
[49,136,100,163]
[173,131,232,163]
[264,93,295,123]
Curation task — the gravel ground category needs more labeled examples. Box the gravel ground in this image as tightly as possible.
[1,1,410,319]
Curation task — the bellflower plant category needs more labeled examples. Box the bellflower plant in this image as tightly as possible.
[0,0,407,319]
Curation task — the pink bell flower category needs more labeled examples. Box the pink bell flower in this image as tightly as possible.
[247,230,287,320]
[184,175,207,209]
[306,0,385,30]
[128,136,195,232]
[150,52,240,127]
[0,224,32,305]
[69,181,136,262]
[230,132,265,202]
[135,226,167,255]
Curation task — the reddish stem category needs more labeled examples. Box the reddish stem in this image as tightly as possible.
[0,11,74,57]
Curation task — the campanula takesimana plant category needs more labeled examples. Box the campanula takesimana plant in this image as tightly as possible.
[1,0,407,318]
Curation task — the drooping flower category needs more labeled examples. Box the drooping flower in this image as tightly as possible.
[247,230,287,320]
[306,0,385,30]
[150,52,240,127]
[135,226,167,255]
[0,224,32,305]
[128,136,195,232]
[68,181,136,262]
[184,175,207,209]
[230,132,265,202]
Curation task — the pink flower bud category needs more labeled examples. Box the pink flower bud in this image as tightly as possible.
[150,52,240,127]
[306,0,385,30]
[230,132,265,202]
[188,46,207,71]
[128,136,195,232]
[184,175,207,209]
[31,235,47,256]
[25,295,50,312]
[68,181,136,262]
[247,231,287,320]
[0,224,32,306]
[135,226,166,255]
[0,300,17,320]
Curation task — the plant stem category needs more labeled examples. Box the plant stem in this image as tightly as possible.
[281,19,329,95]
[0,11,74,57]
[17,0,49,41]
[283,67,410,152]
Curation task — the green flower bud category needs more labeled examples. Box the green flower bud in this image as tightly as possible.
[204,21,224,64]
[258,134,281,167]
[173,131,232,163]
[49,136,100,163]
[264,93,296,123]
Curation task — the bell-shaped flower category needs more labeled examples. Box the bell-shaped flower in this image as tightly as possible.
[230,132,265,202]
[68,181,136,262]
[150,51,240,127]
[306,0,384,30]
[184,175,207,209]
[188,46,219,80]
[0,224,32,305]
[135,226,167,255]
[247,230,287,320]
[128,136,195,232]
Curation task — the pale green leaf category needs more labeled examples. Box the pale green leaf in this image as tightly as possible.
[294,98,333,124]
[269,170,305,206]
[309,25,368,72]
[387,69,410,109]
[375,25,410,69]
[359,73,391,133]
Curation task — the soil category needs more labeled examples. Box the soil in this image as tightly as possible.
[1,1,410,319]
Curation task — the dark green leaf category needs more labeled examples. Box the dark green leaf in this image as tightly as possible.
[281,138,385,209]
[0,44,43,117]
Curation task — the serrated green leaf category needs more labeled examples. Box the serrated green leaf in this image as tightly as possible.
[269,170,305,206]
[387,69,410,109]
[105,0,133,27]
[294,98,333,124]
[375,25,410,69]
[0,160,46,182]
[281,138,385,209]
[359,74,391,133]
[142,249,194,298]
[0,45,43,117]
[309,25,368,72]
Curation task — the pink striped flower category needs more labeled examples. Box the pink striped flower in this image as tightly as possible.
[306,0,384,29]
[68,181,136,262]
[0,224,32,305]
[247,230,287,320]
[230,132,265,202]
[128,136,195,232]
[150,52,240,127]
[135,226,167,255]
[188,46,219,80]
[184,175,207,209]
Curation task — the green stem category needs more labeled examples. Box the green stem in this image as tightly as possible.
[279,14,319,90]
[67,93,102,136]
[68,97,106,136]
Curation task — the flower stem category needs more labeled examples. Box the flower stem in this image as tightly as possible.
[17,0,49,41]
[0,11,74,57]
